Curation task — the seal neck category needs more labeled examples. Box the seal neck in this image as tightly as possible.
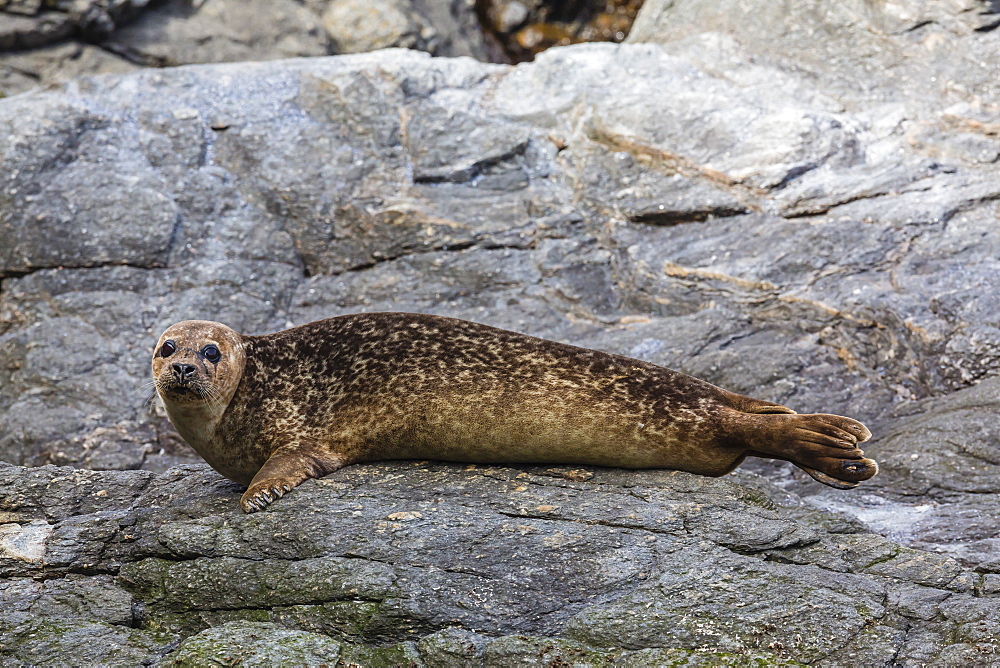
[162,400,226,452]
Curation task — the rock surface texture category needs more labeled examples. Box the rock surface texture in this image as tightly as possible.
[0,0,489,96]
[1,460,998,666]
[1,0,1000,664]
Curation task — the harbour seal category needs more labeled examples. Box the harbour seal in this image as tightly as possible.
[151,312,877,513]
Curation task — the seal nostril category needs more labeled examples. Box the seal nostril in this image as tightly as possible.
[172,363,196,379]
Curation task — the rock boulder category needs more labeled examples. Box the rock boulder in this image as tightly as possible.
[2,0,1000,663]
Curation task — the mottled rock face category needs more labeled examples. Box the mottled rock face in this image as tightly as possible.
[2,0,1000,663]
[0,0,150,49]
[0,0,491,97]
[0,460,996,665]
[1,43,993,464]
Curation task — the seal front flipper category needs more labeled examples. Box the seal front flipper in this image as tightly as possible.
[240,441,347,513]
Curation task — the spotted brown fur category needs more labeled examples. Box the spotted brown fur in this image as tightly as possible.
[152,313,878,513]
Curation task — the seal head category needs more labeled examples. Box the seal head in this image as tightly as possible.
[152,320,245,453]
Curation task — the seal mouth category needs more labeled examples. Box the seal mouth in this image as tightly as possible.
[156,375,214,403]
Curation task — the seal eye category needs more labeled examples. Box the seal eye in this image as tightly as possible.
[202,345,221,363]
[159,341,176,358]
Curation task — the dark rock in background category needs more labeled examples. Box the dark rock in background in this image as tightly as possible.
[0,0,150,92]
[1,0,1000,664]
[476,0,644,63]
[101,0,331,67]
[0,0,154,49]
[0,0,490,96]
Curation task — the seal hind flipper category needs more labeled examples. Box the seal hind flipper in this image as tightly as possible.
[241,442,348,513]
[741,413,878,489]
[727,393,799,415]
[794,463,864,489]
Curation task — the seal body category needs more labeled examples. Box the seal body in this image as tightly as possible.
[152,312,877,512]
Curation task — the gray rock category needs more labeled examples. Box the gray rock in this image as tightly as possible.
[799,376,1000,569]
[0,10,73,51]
[406,0,489,59]
[1,460,997,665]
[0,0,154,53]
[163,621,345,666]
[0,574,133,625]
[1,0,490,97]
[616,0,1000,571]
[308,0,489,58]
[628,0,1000,114]
[0,34,999,569]
[1,0,1000,661]
[102,0,330,67]
[322,0,435,54]
[0,41,138,97]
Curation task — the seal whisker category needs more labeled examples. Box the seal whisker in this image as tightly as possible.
[203,384,224,408]
[139,379,159,407]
